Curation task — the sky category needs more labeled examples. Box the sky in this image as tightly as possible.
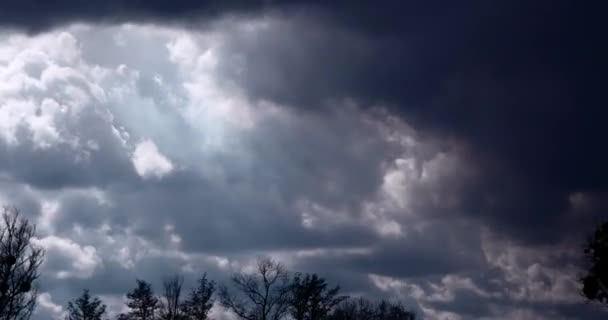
[0,1,606,319]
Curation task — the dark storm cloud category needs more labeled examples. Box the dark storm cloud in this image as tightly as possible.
[202,1,607,245]
[0,0,263,32]
[227,1,605,245]
[2,0,605,246]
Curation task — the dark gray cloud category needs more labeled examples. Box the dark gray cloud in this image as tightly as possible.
[2,3,605,243]
[294,221,487,279]
[194,2,606,246]
[22,0,598,245]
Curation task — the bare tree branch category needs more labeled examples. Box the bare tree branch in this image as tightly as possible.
[219,257,289,320]
[0,206,44,320]
[159,274,184,320]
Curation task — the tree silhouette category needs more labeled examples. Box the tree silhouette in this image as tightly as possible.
[0,206,44,320]
[329,298,415,320]
[219,257,290,320]
[182,273,215,320]
[125,280,159,320]
[581,221,608,305]
[330,298,374,320]
[159,275,185,320]
[374,300,416,320]
[66,289,107,320]
[288,273,346,320]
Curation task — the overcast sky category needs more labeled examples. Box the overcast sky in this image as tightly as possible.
[0,1,606,319]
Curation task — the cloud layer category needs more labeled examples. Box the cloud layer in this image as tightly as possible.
[0,2,605,319]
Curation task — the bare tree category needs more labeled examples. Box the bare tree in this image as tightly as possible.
[330,298,374,320]
[219,257,290,320]
[329,298,415,320]
[0,206,44,320]
[374,300,416,320]
[183,274,215,320]
[159,275,184,320]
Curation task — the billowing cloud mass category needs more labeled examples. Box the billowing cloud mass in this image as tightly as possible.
[0,1,605,320]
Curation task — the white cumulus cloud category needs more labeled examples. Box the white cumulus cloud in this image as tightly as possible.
[34,235,102,279]
[132,139,174,179]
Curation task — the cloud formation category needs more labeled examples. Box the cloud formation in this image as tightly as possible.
[132,140,174,179]
[0,2,605,319]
